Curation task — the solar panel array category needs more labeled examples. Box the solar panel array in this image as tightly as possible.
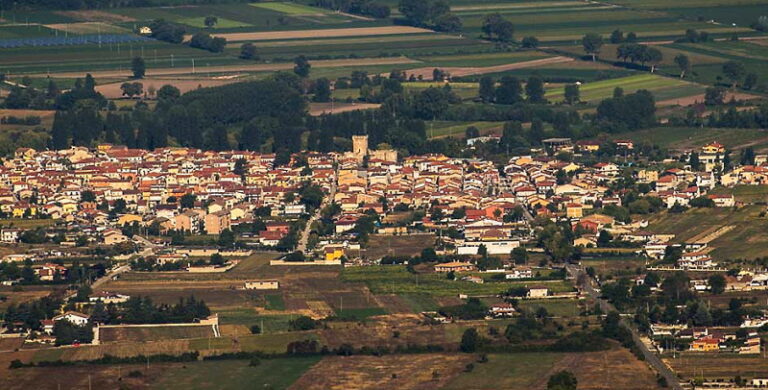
[0,34,152,48]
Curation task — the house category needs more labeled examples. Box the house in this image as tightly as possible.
[1,228,20,243]
[528,286,549,298]
[88,292,130,304]
[205,210,231,235]
[52,311,90,326]
[434,262,476,273]
[461,275,484,284]
[489,303,516,318]
[574,236,597,247]
[690,336,720,352]
[244,280,279,290]
[324,245,345,261]
[35,263,67,281]
[678,251,715,268]
[41,319,55,334]
[457,240,519,256]
[506,268,533,279]
[740,334,761,354]
[103,229,129,245]
[707,194,735,208]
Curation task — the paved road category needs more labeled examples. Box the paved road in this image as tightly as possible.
[566,264,682,390]
[297,178,336,254]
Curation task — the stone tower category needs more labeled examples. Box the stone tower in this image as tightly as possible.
[352,135,369,159]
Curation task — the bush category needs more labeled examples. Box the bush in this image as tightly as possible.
[127,370,143,378]
[250,324,261,334]
[249,357,261,367]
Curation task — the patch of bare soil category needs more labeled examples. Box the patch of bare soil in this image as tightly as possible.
[289,353,473,390]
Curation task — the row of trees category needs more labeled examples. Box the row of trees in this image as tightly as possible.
[398,0,461,32]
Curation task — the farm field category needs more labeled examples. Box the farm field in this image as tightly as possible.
[666,354,768,380]
[426,120,504,139]
[98,325,216,343]
[614,127,768,152]
[544,74,705,104]
[341,265,575,296]
[150,357,321,390]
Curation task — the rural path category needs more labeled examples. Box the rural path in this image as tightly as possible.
[33,57,421,79]
[565,264,682,390]
[398,56,573,80]
[296,174,336,254]
[90,264,130,290]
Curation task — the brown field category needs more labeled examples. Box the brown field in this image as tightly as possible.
[289,353,473,390]
[540,348,660,390]
[0,362,158,389]
[95,76,244,98]
[0,108,56,126]
[38,57,420,79]
[98,325,216,343]
[401,56,573,80]
[309,102,380,116]
[364,233,436,259]
[56,9,137,23]
[207,26,433,42]
[666,354,768,380]
[657,91,760,107]
[0,285,62,311]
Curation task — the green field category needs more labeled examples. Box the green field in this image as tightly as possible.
[426,120,504,139]
[151,357,321,390]
[544,74,704,103]
[176,17,253,29]
[250,2,329,15]
[614,127,768,151]
[334,307,388,320]
[265,293,286,310]
[342,265,574,296]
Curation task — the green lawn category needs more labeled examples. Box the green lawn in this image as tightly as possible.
[150,357,321,390]
[545,73,702,103]
[426,121,504,139]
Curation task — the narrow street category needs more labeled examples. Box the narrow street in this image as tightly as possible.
[297,177,336,254]
[566,264,682,390]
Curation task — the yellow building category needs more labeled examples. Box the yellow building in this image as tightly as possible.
[118,214,143,226]
[565,203,583,218]
[324,246,345,261]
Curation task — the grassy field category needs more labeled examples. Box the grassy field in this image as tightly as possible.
[443,353,562,389]
[427,120,504,139]
[517,298,581,317]
[612,127,768,152]
[0,218,56,228]
[98,325,215,343]
[544,73,704,103]
[341,265,574,296]
[150,357,321,390]
[710,185,768,204]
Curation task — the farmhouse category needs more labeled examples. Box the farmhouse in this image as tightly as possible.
[1,228,20,243]
[244,280,279,290]
[53,311,90,326]
[434,262,476,273]
[489,303,516,318]
[89,292,130,304]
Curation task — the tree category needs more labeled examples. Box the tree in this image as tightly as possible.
[525,75,546,104]
[465,126,480,139]
[708,274,726,294]
[646,47,663,72]
[204,15,218,28]
[217,229,235,247]
[547,370,578,390]
[582,33,604,61]
[722,61,746,88]
[312,78,332,102]
[704,87,726,105]
[482,13,514,43]
[180,194,196,209]
[743,73,759,90]
[521,36,539,48]
[460,328,480,352]
[240,43,259,60]
[131,56,146,79]
[610,29,624,44]
[564,83,580,105]
[674,54,691,78]
[511,247,528,265]
[120,82,143,99]
[294,55,311,78]
[495,76,522,105]
[478,76,495,103]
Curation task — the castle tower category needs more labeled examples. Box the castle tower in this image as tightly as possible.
[352,135,369,159]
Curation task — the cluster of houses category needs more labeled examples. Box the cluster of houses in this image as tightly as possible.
[651,325,762,355]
